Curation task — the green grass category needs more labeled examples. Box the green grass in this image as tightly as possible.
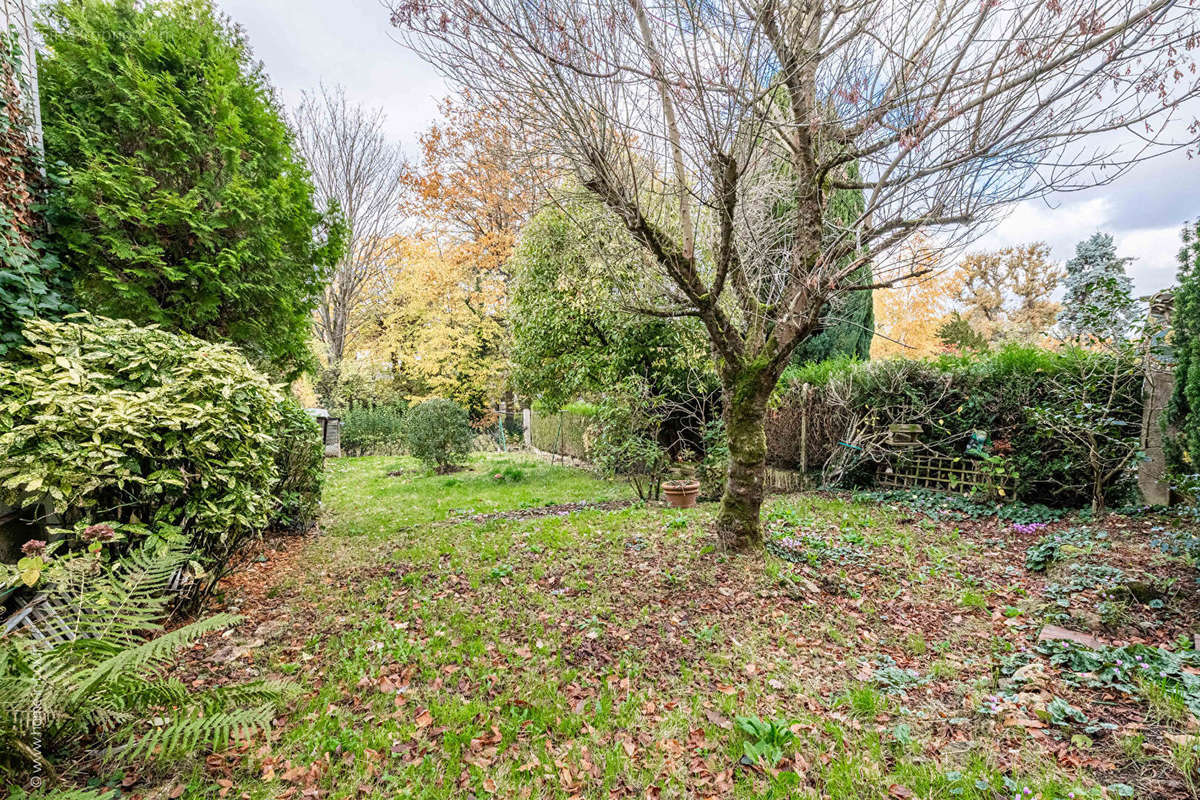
[134,454,1195,800]
[322,452,632,531]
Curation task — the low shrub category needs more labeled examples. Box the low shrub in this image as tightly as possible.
[270,401,324,532]
[0,315,281,593]
[588,379,670,501]
[339,404,408,455]
[402,398,474,473]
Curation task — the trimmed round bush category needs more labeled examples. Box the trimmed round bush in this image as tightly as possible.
[402,399,473,473]
[271,400,325,532]
[0,315,282,589]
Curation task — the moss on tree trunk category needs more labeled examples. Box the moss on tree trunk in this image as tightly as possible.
[715,367,772,550]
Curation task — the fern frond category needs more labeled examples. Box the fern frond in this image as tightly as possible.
[115,703,276,762]
[107,675,191,711]
[197,679,293,712]
[69,612,241,706]
[78,544,192,643]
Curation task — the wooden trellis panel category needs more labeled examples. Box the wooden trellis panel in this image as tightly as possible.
[878,453,1013,498]
[2,593,77,645]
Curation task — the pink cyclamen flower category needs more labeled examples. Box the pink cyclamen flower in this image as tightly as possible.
[21,539,47,558]
[82,523,116,543]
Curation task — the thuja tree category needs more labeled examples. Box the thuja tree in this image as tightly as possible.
[395,0,1200,548]
[37,0,343,379]
[1170,219,1200,485]
[791,166,873,365]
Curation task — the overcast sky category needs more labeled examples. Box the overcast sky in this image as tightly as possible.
[218,0,1199,297]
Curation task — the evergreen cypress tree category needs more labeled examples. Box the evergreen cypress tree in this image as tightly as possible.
[790,165,873,365]
[1058,232,1136,340]
[37,0,343,379]
[1168,219,1200,481]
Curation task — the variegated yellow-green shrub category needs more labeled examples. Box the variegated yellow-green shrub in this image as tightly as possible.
[0,315,283,594]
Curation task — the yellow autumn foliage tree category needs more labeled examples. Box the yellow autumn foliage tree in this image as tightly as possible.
[871,244,956,359]
[359,236,508,413]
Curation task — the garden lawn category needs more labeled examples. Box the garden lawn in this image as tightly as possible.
[155,454,1200,800]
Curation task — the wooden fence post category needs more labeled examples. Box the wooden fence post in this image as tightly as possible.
[800,383,810,476]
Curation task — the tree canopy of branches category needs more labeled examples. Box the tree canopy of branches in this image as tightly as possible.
[292,84,406,365]
[38,0,342,379]
[394,0,1200,548]
[950,243,1064,344]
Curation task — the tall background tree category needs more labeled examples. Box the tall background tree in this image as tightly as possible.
[1058,232,1138,342]
[871,240,955,359]
[371,235,509,414]
[395,0,1198,547]
[949,243,1064,345]
[790,169,874,365]
[509,196,714,411]
[401,91,549,300]
[292,84,406,366]
[37,0,340,379]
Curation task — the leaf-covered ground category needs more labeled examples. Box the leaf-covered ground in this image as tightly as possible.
[143,454,1200,799]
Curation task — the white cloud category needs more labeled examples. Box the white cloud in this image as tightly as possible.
[974,196,1183,296]
[215,0,447,153]
[1118,226,1185,296]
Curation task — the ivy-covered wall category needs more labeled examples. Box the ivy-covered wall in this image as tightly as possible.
[0,26,70,357]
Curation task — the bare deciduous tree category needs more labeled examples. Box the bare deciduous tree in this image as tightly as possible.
[292,84,405,364]
[390,0,1199,548]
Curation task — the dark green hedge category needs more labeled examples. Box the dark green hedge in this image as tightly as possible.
[769,345,1143,508]
[1169,220,1200,490]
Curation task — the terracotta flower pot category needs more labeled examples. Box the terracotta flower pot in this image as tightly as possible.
[662,479,701,508]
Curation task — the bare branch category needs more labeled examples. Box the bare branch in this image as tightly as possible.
[291,84,406,364]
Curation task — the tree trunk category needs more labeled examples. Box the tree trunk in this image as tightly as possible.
[715,378,771,550]
[1090,470,1107,518]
